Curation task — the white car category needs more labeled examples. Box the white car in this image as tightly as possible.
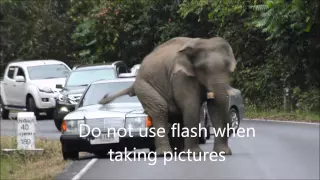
[0,60,71,119]
[60,78,154,160]
[130,64,140,75]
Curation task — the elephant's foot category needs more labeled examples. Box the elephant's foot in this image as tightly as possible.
[155,146,172,157]
[213,143,232,155]
[182,146,203,156]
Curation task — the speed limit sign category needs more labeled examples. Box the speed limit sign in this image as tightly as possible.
[17,112,36,150]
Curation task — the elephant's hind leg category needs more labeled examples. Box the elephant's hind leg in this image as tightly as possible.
[134,81,172,156]
[168,114,184,153]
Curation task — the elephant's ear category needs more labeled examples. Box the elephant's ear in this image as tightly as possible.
[178,38,200,56]
[173,38,201,77]
[173,61,195,77]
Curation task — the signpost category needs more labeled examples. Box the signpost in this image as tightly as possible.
[17,112,36,150]
[2,112,43,154]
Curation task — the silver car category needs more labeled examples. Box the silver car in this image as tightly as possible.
[60,78,156,160]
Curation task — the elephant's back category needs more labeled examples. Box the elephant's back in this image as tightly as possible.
[139,37,191,73]
[136,37,190,102]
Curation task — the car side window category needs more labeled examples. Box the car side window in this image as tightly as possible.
[118,66,127,74]
[7,66,15,79]
[16,67,25,77]
[77,85,90,108]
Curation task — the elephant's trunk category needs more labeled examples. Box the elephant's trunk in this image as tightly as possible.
[206,83,231,139]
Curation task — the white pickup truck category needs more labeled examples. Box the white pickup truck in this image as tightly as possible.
[0,60,71,120]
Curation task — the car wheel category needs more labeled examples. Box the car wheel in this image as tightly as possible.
[149,144,156,152]
[199,129,206,144]
[54,118,62,131]
[26,96,40,120]
[94,151,108,158]
[229,108,240,131]
[62,150,79,160]
[46,109,54,119]
[53,107,62,131]
[205,126,211,140]
[0,97,9,120]
[204,112,211,140]
[199,104,207,144]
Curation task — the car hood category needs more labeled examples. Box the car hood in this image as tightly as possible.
[61,86,87,95]
[31,78,66,91]
[65,103,145,120]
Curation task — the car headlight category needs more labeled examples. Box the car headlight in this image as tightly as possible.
[65,120,85,133]
[125,116,147,132]
[39,87,54,93]
[58,94,68,103]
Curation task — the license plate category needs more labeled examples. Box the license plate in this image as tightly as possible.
[90,133,119,145]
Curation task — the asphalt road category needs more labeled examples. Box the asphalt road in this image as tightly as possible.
[1,116,319,179]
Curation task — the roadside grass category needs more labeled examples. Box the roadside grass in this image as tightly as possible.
[0,136,70,180]
[245,107,320,123]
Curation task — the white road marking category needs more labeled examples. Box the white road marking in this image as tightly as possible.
[72,158,98,180]
[243,118,319,125]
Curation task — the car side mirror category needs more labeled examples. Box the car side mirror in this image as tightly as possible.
[56,84,63,89]
[15,76,25,82]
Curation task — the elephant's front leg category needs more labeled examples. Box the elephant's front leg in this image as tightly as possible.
[181,102,203,155]
[134,81,172,156]
[173,77,203,156]
[207,86,232,155]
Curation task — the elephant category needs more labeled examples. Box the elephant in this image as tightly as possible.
[99,36,237,156]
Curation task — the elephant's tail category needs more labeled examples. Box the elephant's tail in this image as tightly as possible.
[98,85,135,105]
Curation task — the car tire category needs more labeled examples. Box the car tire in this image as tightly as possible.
[199,104,207,144]
[54,118,62,131]
[0,97,9,120]
[26,96,40,120]
[94,151,108,158]
[62,150,79,160]
[205,125,211,140]
[46,109,54,119]
[199,129,206,144]
[229,107,240,132]
[204,112,211,140]
[53,107,62,131]
[149,143,156,152]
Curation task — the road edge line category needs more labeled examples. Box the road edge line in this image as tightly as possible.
[71,158,98,180]
[243,118,319,125]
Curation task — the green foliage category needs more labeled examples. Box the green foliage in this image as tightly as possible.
[0,0,75,69]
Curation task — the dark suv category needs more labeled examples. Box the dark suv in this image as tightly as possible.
[53,61,130,131]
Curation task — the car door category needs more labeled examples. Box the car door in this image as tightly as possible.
[12,66,27,106]
[2,66,17,105]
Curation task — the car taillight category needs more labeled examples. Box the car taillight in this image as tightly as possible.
[61,120,67,132]
[146,116,152,127]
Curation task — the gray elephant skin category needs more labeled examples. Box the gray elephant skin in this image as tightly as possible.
[99,36,237,156]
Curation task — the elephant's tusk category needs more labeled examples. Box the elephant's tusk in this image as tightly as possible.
[207,92,215,99]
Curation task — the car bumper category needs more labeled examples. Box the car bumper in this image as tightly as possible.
[54,102,75,120]
[36,92,59,109]
[60,134,154,153]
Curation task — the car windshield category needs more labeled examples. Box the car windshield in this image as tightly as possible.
[27,64,70,80]
[82,81,138,106]
[65,68,116,87]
